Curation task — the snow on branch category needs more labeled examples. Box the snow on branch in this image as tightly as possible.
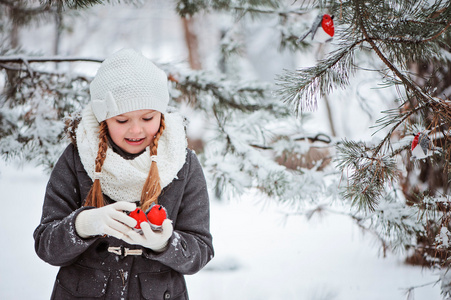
[276,40,359,114]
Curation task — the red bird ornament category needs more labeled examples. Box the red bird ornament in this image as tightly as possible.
[298,14,335,43]
[411,132,442,160]
[146,204,168,231]
[128,208,148,230]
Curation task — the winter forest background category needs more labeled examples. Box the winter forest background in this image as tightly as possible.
[0,0,450,299]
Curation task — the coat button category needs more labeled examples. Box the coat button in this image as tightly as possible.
[164,291,171,299]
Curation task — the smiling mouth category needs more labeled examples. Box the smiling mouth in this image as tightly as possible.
[126,138,144,142]
[125,138,145,145]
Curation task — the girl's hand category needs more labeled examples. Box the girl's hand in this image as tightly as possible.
[121,219,173,252]
[75,201,137,239]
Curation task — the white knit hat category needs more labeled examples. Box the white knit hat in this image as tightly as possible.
[90,48,169,122]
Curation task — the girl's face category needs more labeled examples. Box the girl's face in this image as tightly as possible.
[105,109,161,154]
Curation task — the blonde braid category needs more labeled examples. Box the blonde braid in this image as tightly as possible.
[140,114,166,212]
[84,121,109,208]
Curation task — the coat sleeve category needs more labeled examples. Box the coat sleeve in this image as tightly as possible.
[143,150,214,275]
[33,144,99,267]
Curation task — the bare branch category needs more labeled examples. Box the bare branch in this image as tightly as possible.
[0,56,103,63]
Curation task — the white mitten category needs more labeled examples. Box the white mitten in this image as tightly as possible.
[122,219,173,252]
[75,201,137,239]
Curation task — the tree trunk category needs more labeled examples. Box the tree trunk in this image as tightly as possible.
[182,17,202,70]
[181,16,204,154]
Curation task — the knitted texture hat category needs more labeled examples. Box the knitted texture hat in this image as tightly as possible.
[90,48,169,122]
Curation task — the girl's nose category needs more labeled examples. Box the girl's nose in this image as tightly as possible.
[129,122,143,134]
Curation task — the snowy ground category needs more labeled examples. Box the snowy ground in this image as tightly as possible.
[0,161,443,300]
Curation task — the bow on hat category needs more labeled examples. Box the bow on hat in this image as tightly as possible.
[91,91,119,122]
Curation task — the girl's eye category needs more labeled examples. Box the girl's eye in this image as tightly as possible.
[116,119,128,124]
[143,117,154,121]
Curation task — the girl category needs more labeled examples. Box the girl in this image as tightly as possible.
[34,48,214,299]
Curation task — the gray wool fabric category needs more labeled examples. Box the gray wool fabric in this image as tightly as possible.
[34,144,214,299]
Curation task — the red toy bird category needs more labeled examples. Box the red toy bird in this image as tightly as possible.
[128,208,148,230]
[411,132,442,160]
[298,14,335,43]
[146,204,168,231]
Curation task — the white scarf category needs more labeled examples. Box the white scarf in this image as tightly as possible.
[76,105,187,202]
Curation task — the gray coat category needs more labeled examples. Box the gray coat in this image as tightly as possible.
[34,144,214,299]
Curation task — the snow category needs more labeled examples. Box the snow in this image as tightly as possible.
[0,161,442,300]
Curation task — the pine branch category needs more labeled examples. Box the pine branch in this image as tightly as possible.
[336,139,400,212]
[0,55,103,63]
[276,40,360,113]
[371,19,451,45]
[176,0,283,17]
[0,1,55,14]
[42,0,108,9]
[0,0,57,26]
[349,0,451,161]
[0,55,103,81]
[169,69,287,114]
[402,280,441,299]
[371,106,419,156]
[228,4,307,17]
[0,67,90,169]
[276,0,450,116]
[355,0,433,104]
